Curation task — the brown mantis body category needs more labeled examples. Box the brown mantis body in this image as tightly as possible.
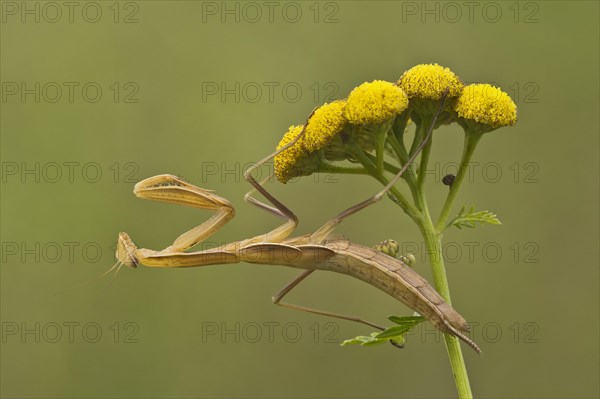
[116,92,481,353]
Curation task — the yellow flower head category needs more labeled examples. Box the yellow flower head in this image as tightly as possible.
[455,84,517,132]
[304,100,347,152]
[398,63,464,100]
[344,80,409,125]
[274,125,318,183]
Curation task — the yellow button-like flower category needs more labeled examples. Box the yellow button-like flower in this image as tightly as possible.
[274,125,305,183]
[274,125,318,183]
[344,81,409,125]
[304,100,347,152]
[455,84,517,131]
[398,63,464,100]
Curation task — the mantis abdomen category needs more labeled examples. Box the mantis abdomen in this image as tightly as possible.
[238,239,480,353]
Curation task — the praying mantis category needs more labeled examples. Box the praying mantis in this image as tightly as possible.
[114,92,481,354]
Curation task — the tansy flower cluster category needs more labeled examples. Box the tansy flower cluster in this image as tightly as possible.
[344,81,408,125]
[274,125,318,183]
[399,64,463,99]
[455,84,518,132]
[270,65,520,376]
[274,63,517,183]
[303,100,347,161]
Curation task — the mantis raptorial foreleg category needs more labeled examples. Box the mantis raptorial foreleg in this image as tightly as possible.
[132,174,235,253]
[115,174,238,268]
[116,114,311,266]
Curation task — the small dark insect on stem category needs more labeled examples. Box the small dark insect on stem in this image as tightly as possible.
[442,174,456,187]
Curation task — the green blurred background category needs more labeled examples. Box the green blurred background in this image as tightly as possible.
[1,1,598,398]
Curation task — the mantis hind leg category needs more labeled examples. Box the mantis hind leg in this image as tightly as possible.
[272,270,385,331]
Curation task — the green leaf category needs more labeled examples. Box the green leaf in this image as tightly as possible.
[387,315,424,325]
[341,315,425,348]
[361,338,390,346]
[340,336,375,346]
[448,206,501,230]
[377,317,425,339]
[376,325,414,339]
[341,333,388,347]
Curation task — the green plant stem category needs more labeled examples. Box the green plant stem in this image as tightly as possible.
[408,119,424,157]
[349,143,421,221]
[363,153,402,175]
[419,216,473,399]
[417,118,434,190]
[375,128,387,175]
[317,162,370,175]
[387,134,419,201]
[436,132,482,232]
[347,120,477,398]
[407,119,475,398]
[373,172,420,223]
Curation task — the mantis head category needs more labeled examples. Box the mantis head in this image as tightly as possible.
[116,232,140,269]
